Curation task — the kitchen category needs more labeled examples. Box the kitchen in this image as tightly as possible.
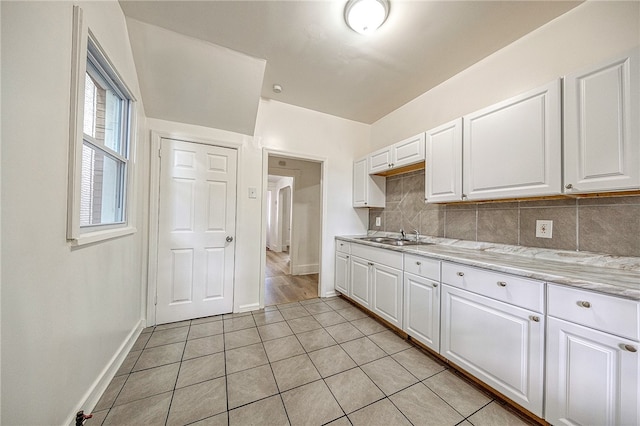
[1,1,639,425]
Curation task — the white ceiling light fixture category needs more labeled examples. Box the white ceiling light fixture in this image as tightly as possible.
[344,0,390,35]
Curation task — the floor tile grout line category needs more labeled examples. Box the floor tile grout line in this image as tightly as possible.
[461,399,494,424]
[162,319,193,425]
[95,296,523,426]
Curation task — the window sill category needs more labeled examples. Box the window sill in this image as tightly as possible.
[70,226,136,247]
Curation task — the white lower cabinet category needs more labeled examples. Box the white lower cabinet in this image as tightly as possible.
[545,284,640,426]
[546,317,639,426]
[349,243,403,328]
[371,263,403,328]
[403,254,441,352]
[404,273,440,352]
[350,255,372,308]
[441,283,545,417]
[334,241,350,295]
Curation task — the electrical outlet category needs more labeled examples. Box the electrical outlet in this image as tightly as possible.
[536,220,553,238]
[375,217,381,227]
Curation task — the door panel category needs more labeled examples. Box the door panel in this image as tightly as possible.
[546,317,640,426]
[441,284,544,417]
[372,264,403,328]
[156,138,237,324]
[350,256,371,308]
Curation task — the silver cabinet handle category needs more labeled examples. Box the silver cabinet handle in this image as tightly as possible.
[368,262,374,266]
[565,184,573,189]
[624,344,637,353]
[497,281,507,287]
[456,272,464,277]
[432,283,438,288]
[416,261,421,266]
[346,255,350,259]
[578,301,591,308]
[529,315,540,322]
[226,236,234,242]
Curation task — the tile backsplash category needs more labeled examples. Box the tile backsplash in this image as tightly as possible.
[368,170,640,257]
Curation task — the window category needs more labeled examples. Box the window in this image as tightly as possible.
[68,6,136,245]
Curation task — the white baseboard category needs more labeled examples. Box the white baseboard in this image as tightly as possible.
[68,319,145,424]
[237,302,260,313]
[291,263,319,275]
[323,290,339,298]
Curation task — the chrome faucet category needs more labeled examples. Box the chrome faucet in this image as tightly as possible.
[413,229,420,241]
[400,229,406,240]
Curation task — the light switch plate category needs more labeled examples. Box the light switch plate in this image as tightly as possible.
[536,220,553,238]
[248,187,257,199]
[375,217,381,227]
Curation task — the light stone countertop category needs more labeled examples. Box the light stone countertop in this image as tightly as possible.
[336,234,640,301]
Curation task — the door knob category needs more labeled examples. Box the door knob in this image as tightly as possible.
[226,236,234,242]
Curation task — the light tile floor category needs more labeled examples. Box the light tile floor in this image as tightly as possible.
[88,297,535,426]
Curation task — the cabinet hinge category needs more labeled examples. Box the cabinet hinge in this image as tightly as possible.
[158,148,162,158]
[154,294,158,306]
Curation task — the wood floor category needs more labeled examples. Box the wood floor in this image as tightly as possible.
[265,249,318,306]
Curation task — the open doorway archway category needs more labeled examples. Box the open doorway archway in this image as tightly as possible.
[262,152,324,306]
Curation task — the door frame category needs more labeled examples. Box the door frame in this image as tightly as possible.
[260,148,327,308]
[147,130,241,326]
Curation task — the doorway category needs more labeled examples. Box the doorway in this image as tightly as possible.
[264,154,322,305]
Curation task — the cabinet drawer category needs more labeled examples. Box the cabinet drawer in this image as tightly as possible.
[336,240,350,254]
[404,254,440,281]
[548,284,640,341]
[351,243,403,269]
[441,262,544,313]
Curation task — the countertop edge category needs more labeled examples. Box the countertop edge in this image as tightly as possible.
[336,235,640,301]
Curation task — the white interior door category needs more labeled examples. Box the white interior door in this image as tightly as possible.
[156,138,237,324]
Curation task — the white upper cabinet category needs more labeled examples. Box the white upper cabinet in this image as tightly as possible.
[353,156,385,208]
[563,48,640,194]
[425,118,463,203]
[369,133,425,174]
[369,147,393,174]
[463,80,562,200]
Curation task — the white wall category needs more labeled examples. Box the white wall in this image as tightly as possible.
[371,1,640,149]
[255,99,371,296]
[1,1,147,424]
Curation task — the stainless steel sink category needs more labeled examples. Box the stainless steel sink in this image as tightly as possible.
[356,236,396,243]
[356,237,433,247]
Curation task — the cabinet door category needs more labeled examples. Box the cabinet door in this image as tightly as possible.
[425,118,463,203]
[369,147,392,174]
[546,317,639,426]
[335,252,350,295]
[353,157,385,208]
[392,133,425,169]
[564,48,639,193]
[403,273,440,352]
[353,157,368,207]
[463,80,561,200]
[371,263,403,328]
[441,285,545,417]
[350,256,371,308]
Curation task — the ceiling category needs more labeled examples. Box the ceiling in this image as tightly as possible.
[120,0,582,125]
